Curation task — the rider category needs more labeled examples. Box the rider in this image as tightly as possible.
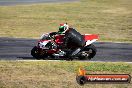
[58,23,85,59]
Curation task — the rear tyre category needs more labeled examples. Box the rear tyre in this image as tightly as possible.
[79,44,97,60]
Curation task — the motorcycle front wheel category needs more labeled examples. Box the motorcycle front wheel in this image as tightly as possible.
[31,46,48,60]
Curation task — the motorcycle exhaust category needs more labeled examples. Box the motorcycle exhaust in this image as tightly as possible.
[71,48,81,56]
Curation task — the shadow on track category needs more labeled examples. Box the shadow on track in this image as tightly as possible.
[18,56,67,60]
[18,57,35,60]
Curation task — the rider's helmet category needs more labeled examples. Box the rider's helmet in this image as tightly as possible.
[58,23,69,34]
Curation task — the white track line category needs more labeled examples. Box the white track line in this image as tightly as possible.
[10,60,132,64]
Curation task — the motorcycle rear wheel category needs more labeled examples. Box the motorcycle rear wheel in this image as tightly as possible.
[79,44,97,60]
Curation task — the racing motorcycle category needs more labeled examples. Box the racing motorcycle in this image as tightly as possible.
[31,32,98,60]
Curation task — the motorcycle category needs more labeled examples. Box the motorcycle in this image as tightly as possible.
[31,32,98,60]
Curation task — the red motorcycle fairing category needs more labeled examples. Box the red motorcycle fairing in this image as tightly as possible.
[54,34,65,45]
[47,49,58,54]
[84,34,98,41]
[37,39,60,54]
[84,34,98,46]
[37,40,51,49]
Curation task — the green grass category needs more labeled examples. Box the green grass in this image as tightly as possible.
[0,0,132,42]
[0,61,132,88]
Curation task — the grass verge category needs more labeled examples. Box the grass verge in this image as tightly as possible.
[0,60,132,88]
[0,0,132,42]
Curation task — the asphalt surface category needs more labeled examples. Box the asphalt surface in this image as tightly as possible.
[1,0,132,62]
[0,0,79,6]
[0,37,132,62]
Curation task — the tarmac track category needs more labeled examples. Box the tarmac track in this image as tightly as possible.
[0,0,79,6]
[0,37,132,62]
[0,1,132,62]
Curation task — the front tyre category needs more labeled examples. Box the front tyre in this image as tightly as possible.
[31,46,43,60]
